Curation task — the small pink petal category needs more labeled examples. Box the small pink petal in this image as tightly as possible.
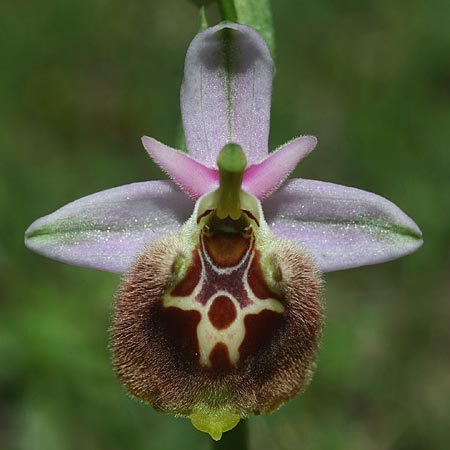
[243,136,317,199]
[142,136,219,199]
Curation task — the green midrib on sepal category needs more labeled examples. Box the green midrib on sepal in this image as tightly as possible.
[26,218,150,245]
[26,211,422,266]
[218,26,237,142]
[284,216,422,242]
[26,216,421,245]
[26,221,77,242]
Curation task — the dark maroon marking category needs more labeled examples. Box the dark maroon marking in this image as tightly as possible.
[239,310,283,360]
[209,343,233,371]
[158,306,201,364]
[208,296,237,330]
[242,209,260,227]
[171,249,202,297]
[196,209,214,224]
[247,250,283,301]
[203,232,250,268]
[195,237,255,308]
[196,264,252,307]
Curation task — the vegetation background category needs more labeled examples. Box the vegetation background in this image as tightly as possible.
[1,0,449,449]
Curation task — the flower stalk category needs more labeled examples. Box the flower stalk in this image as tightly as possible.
[216,0,275,57]
[217,0,238,22]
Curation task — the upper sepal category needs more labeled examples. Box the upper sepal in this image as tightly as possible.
[181,22,274,168]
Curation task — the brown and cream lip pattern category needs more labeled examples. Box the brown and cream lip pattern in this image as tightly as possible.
[163,212,285,370]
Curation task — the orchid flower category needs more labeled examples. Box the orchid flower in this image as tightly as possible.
[25,23,422,440]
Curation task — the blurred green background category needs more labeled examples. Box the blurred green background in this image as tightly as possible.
[1,0,449,449]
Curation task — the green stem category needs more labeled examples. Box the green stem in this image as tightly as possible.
[217,0,238,22]
[212,420,248,450]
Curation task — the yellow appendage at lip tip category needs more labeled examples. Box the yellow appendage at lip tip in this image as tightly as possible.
[189,408,241,441]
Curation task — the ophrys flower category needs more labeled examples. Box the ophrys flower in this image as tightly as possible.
[25,23,422,440]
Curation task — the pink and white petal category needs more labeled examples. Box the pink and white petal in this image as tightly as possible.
[243,136,317,199]
[142,136,218,199]
[181,22,274,168]
[25,181,193,274]
[263,179,423,272]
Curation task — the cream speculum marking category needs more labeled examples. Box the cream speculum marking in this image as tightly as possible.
[163,208,284,369]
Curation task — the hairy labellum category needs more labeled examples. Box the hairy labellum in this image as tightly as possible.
[111,193,323,440]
